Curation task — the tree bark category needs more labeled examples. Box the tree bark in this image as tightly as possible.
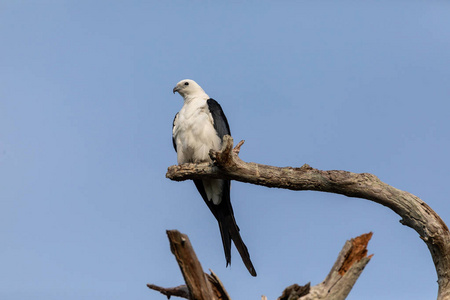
[276,233,372,300]
[299,233,373,300]
[147,230,231,300]
[166,135,450,300]
[166,230,217,300]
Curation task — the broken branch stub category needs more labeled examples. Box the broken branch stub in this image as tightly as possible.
[277,232,373,300]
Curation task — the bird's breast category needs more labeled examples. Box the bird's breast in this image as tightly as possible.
[174,103,221,164]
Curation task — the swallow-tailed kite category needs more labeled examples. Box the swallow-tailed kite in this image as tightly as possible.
[172,79,256,276]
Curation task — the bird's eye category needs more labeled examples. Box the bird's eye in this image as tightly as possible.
[184,82,189,86]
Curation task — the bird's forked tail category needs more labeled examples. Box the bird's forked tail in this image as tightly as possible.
[218,213,257,277]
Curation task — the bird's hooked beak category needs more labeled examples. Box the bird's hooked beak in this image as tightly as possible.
[173,86,179,94]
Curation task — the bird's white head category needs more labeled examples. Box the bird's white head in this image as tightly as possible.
[173,79,209,100]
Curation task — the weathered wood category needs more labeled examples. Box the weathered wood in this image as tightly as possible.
[147,273,231,300]
[147,283,190,299]
[275,233,372,300]
[207,269,232,300]
[149,231,370,300]
[306,233,373,300]
[278,283,311,300]
[338,232,372,276]
[166,230,217,300]
[167,135,450,300]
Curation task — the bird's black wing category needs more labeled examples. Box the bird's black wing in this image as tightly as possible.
[172,113,178,152]
[207,99,231,139]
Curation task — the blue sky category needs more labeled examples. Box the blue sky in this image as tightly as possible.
[1,1,450,299]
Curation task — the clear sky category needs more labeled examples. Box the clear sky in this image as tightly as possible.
[1,1,450,299]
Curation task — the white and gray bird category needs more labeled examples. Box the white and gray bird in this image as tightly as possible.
[172,79,256,276]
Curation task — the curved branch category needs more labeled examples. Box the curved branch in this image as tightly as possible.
[166,135,450,300]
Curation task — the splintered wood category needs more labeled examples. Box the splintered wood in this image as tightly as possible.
[338,232,373,276]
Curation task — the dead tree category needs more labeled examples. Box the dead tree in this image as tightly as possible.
[164,135,450,300]
[148,230,373,300]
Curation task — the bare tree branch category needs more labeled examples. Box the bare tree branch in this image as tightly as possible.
[166,230,217,300]
[278,283,311,300]
[148,230,231,300]
[150,231,371,300]
[275,233,372,300]
[304,233,373,300]
[167,135,450,300]
[206,270,231,300]
[147,283,190,299]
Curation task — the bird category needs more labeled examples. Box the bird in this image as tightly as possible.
[172,79,256,277]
